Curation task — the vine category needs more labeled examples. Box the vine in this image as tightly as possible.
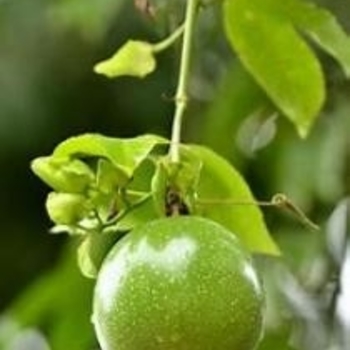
[169,0,200,163]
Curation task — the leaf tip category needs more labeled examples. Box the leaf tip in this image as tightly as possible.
[30,157,40,173]
[30,156,51,179]
[93,61,106,75]
[265,243,282,257]
[93,60,115,78]
[297,125,309,139]
[344,67,350,79]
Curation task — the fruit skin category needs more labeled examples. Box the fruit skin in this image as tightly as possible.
[92,216,264,350]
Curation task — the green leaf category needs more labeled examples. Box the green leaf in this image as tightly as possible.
[236,112,278,156]
[77,231,122,279]
[31,135,166,238]
[96,159,125,193]
[53,133,166,179]
[31,157,94,193]
[151,161,168,216]
[97,160,159,232]
[223,0,325,137]
[111,160,160,230]
[151,156,203,216]
[88,159,125,222]
[113,196,157,231]
[94,40,156,78]
[168,159,202,213]
[280,0,350,77]
[181,144,280,256]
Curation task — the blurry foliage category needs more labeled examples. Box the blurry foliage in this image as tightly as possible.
[0,0,350,349]
[3,244,95,350]
[47,0,127,41]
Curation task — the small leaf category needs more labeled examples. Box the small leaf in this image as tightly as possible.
[236,111,278,156]
[87,159,123,222]
[250,113,278,153]
[151,161,168,216]
[46,192,92,226]
[115,160,159,229]
[31,157,94,193]
[151,156,203,216]
[182,144,280,255]
[326,199,349,265]
[94,40,156,78]
[96,159,126,194]
[113,196,157,231]
[224,0,325,137]
[104,160,159,231]
[168,158,202,213]
[77,231,122,279]
[53,133,166,179]
[280,0,350,77]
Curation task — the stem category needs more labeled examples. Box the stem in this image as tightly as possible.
[153,24,185,53]
[169,0,199,163]
[197,199,276,206]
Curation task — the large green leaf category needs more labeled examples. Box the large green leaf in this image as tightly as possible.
[277,0,350,77]
[53,134,166,178]
[224,0,325,137]
[182,145,279,255]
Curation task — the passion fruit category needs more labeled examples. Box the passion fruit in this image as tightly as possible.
[93,216,264,350]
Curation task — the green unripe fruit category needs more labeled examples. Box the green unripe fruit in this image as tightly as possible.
[93,216,264,350]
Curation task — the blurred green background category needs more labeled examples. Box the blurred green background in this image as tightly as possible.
[1,0,350,349]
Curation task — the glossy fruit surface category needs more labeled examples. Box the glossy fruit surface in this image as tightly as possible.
[92,216,264,350]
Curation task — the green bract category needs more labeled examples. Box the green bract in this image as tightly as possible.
[31,157,94,194]
[93,216,264,350]
[31,132,279,279]
[46,192,91,226]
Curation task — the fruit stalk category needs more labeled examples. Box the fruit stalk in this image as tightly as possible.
[152,24,185,53]
[169,0,199,163]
